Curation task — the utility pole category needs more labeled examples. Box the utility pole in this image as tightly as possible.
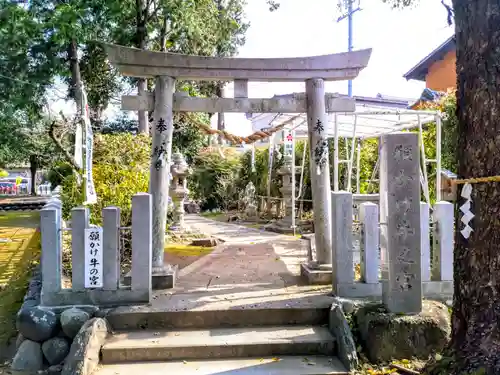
[337,0,361,97]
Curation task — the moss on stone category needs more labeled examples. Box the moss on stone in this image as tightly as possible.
[355,300,451,363]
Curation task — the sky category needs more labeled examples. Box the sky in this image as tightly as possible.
[48,0,454,137]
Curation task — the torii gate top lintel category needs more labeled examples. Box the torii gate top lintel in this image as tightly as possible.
[103,43,372,82]
[103,43,373,276]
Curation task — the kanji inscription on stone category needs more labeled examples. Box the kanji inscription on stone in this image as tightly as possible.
[380,133,422,314]
[84,227,103,288]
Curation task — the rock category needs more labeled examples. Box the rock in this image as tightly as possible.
[48,364,63,375]
[191,238,218,247]
[355,300,451,363]
[329,303,359,371]
[16,307,58,342]
[60,308,90,339]
[42,337,70,365]
[28,279,42,291]
[11,340,44,373]
[62,318,109,375]
[23,286,41,302]
[21,299,39,310]
[15,333,26,350]
[341,300,355,314]
[93,308,111,319]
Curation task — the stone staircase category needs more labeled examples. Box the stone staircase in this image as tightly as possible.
[95,306,349,374]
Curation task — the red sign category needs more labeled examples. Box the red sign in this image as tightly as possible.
[286,134,293,142]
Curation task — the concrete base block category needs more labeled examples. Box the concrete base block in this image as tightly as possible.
[332,281,453,299]
[152,266,178,290]
[335,282,381,298]
[40,289,151,307]
[300,262,332,284]
[123,265,178,290]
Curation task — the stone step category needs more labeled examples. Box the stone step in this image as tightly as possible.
[101,325,335,363]
[95,356,348,375]
[106,306,330,331]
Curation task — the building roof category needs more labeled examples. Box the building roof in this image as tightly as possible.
[250,93,439,139]
[403,36,456,82]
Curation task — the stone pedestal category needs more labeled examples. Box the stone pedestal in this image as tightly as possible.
[169,153,191,232]
[380,132,422,314]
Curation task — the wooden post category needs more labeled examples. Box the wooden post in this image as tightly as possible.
[150,75,177,289]
[306,78,332,266]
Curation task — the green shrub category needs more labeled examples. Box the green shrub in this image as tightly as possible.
[61,134,151,226]
[190,148,241,211]
[47,162,73,189]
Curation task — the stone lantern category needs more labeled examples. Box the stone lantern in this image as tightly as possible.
[274,153,299,232]
[169,153,191,231]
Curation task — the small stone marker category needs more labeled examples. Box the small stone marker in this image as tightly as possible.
[380,133,422,314]
[84,227,103,288]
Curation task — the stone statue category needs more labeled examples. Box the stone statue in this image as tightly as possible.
[243,182,258,219]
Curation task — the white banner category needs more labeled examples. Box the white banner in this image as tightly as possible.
[74,124,83,169]
[82,88,97,204]
[283,129,294,157]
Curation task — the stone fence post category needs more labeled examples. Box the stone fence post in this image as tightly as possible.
[359,202,379,284]
[40,199,63,297]
[103,207,121,290]
[432,201,454,281]
[131,193,153,294]
[71,207,89,291]
[420,202,431,282]
[331,191,354,294]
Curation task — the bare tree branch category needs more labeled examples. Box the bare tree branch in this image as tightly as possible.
[48,121,81,172]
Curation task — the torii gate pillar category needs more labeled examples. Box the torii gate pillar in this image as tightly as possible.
[149,76,177,289]
[306,78,332,267]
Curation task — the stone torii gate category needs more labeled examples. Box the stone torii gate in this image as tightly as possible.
[104,44,372,289]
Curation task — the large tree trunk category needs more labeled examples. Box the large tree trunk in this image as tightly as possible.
[136,0,149,134]
[449,1,500,373]
[68,40,82,112]
[29,154,37,196]
[216,83,225,144]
